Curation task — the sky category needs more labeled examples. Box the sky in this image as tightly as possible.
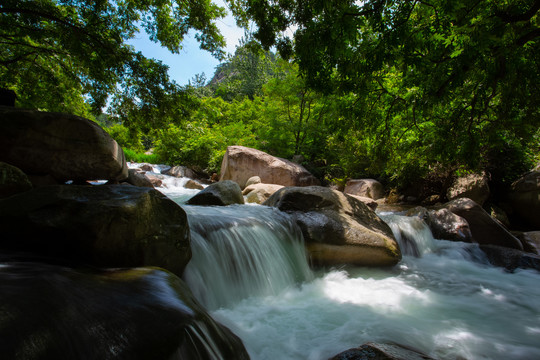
[127,0,245,86]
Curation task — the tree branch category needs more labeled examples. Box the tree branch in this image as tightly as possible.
[495,1,540,23]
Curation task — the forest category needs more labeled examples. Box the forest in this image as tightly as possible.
[1,0,539,195]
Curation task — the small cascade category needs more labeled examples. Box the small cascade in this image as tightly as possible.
[378,213,436,257]
[183,205,313,310]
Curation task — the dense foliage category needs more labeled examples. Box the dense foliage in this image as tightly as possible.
[3,0,539,195]
[0,0,225,116]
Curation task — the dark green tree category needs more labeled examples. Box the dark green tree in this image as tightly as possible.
[0,0,227,116]
[230,0,540,185]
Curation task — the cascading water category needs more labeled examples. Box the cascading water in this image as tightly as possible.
[142,168,540,360]
[183,205,313,310]
[378,212,436,257]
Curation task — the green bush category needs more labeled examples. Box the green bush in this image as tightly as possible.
[123,148,160,164]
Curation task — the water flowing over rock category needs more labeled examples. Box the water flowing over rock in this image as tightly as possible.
[187,180,244,206]
[407,206,473,242]
[0,162,32,198]
[479,245,540,272]
[443,198,523,250]
[344,179,385,200]
[219,145,319,188]
[0,185,191,276]
[329,342,436,360]
[0,107,128,182]
[183,205,313,310]
[0,263,249,360]
[446,172,490,205]
[264,186,401,267]
[506,170,540,228]
[165,165,199,179]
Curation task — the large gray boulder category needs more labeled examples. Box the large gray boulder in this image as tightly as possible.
[264,186,401,267]
[187,180,244,206]
[0,185,191,276]
[506,171,540,228]
[0,161,32,198]
[219,146,319,188]
[0,107,128,182]
[0,263,249,360]
[443,198,523,250]
[446,172,490,205]
[344,179,385,200]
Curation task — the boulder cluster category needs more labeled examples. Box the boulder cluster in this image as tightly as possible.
[1,106,539,359]
[0,107,248,359]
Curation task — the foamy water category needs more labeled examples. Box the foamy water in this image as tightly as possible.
[136,164,540,360]
[212,247,540,360]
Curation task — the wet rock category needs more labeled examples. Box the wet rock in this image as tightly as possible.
[264,186,401,267]
[0,263,249,360]
[127,168,154,188]
[515,231,540,255]
[145,173,164,188]
[139,163,154,172]
[0,107,128,182]
[480,245,540,272]
[329,342,435,360]
[164,165,198,179]
[407,206,472,242]
[344,179,385,200]
[0,162,32,198]
[187,180,244,206]
[443,198,523,250]
[219,146,319,188]
[0,185,191,276]
[185,179,204,190]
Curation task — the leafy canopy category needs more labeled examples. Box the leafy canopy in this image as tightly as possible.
[229,0,540,184]
[0,0,227,114]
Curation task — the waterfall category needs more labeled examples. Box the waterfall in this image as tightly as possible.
[190,208,540,360]
[378,212,436,257]
[149,173,540,360]
[182,205,313,310]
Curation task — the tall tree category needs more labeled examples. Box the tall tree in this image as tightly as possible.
[0,0,227,115]
[231,0,540,182]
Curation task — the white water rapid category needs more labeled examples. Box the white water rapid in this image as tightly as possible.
[135,166,540,360]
